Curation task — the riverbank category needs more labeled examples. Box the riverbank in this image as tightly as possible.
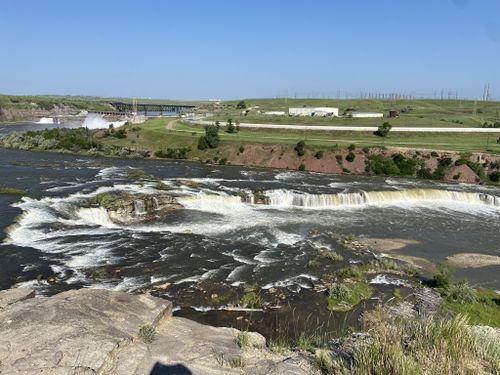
[0,285,498,374]
[0,119,499,185]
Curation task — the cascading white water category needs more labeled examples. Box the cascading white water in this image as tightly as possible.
[82,114,127,129]
[264,188,499,209]
[152,197,160,211]
[37,117,54,124]
[134,200,146,216]
[75,207,116,226]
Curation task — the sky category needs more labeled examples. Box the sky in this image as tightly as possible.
[1,0,499,100]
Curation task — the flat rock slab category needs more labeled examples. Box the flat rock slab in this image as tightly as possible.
[0,288,172,375]
[0,288,35,311]
[0,288,315,375]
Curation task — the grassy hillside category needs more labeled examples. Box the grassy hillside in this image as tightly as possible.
[208,99,500,128]
[99,118,500,154]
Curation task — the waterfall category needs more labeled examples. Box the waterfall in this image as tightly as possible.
[152,197,160,211]
[263,188,499,209]
[75,207,115,226]
[134,200,146,216]
[37,117,54,124]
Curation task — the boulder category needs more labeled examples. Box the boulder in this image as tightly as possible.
[90,192,182,225]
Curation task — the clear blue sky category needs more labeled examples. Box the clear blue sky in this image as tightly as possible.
[1,0,499,100]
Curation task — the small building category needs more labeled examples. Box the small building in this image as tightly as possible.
[350,112,384,118]
[289,107,339,117]
[389,110,400,118]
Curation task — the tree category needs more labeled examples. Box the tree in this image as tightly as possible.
[294,140,306,156]
[374,122,392,138]
[198,125,220,150]
[236,101,246,109]
[226,119,236,133]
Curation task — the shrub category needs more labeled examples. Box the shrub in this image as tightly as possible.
[155,147,190,159]
[348,143,356,151]
[236,100,246,109]
[373,122,392,138]
[242,291,263,308]
[447,281,478,303]
[238,145,245,153]
[345,152,355,162]
[489,171,499,182]
[298,164,306,171]
[294,140,306,156]
[431,151,439,157]
[226,119,236,133]
[315,150,324,159]
[362,147,370,153]
[335,155,343,164]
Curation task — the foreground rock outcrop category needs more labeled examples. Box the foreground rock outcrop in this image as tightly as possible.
[0,288,315,375]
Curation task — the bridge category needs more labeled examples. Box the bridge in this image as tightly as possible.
[107,102,196,115]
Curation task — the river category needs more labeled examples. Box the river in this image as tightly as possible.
[0,122,499,337]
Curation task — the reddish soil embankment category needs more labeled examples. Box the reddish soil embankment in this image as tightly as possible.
[218,143,499,185]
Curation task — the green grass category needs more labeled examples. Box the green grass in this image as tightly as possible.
[0,187,26,195]
[98,118,500,154]
[236,331,250,348]
[212,98,500,127]
[138,323,156,344]
[326,282,373,312]
[335,314,500,374]
[441,288,500,328]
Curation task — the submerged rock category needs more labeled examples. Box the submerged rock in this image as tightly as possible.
[89,192,182,225]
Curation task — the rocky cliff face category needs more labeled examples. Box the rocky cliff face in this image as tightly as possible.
[0,288,315,375]
[90,193,183,225]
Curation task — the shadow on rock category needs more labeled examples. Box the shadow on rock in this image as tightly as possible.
[150,362,193,375]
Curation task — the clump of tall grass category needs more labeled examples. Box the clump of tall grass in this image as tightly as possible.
[335,314,500,374]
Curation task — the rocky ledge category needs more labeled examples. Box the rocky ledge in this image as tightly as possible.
[0,288,315,375]
[90,192,183,225]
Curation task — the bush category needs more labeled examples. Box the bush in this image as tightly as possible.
[226,119,236,133]
[111,128,127,139]
[236,100,246,109]
[489,171,499,182]
[431,151,439,157]
[155,147,190,159]
[298,164,306,171]
[335,155,343,164]
[373,122,392,138]
[314,150,324,159]
[294,140,306,156]
[447,281,478,303]
[345,152,355,162]
[238,145,245,153]
[348,144,356,151]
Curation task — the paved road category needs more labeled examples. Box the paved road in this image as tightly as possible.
[190,120,500,133]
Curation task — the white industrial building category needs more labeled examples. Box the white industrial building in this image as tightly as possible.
[264,111,286,116]
[350,112,384,118]
[289,107,339,117]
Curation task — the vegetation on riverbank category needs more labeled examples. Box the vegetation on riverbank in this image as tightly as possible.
[0,187,26,195]
[0,117,499,185]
